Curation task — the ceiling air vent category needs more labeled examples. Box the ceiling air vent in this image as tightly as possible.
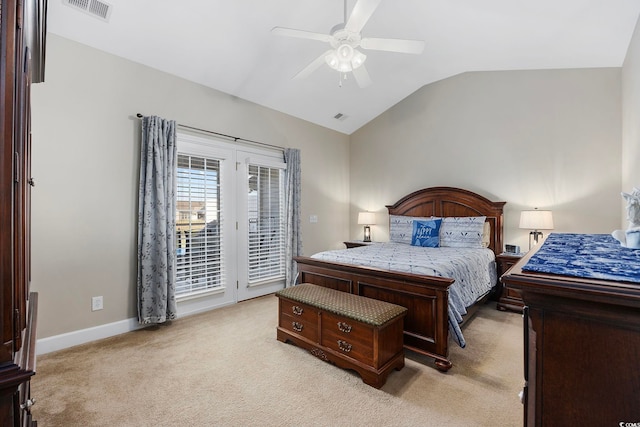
[334,113,348,121]
[63,0,113,22]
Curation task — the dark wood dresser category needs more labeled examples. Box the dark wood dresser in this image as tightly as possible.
[502,240,640,427]
[0,0,46,424]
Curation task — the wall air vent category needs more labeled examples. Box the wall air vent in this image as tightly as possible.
[63,0,113,22]
[334,113,348,121]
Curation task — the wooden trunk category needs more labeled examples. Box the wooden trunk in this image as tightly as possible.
[276,284,406,388]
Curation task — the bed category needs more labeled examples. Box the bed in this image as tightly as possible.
[293,187,505,371]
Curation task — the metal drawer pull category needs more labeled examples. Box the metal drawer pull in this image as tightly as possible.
[519,382,527,404]
[292,321,303,332]
[337,321,352,333]
[20,398,35,410]
[292,305,304,316]
[337,340,352,353]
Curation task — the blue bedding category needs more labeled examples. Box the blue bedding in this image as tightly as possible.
[311,242,497,348]
[522,233,640,284]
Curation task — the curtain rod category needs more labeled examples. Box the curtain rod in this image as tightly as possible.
[136,113,284,152]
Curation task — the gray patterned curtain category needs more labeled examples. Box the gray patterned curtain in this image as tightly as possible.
[284,148,302,288]
[137,115,178,324]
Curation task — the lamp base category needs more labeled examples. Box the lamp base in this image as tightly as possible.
[363,225,371,242]
[529,231,543,250]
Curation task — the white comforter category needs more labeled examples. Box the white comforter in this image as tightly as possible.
[310,242,497,347]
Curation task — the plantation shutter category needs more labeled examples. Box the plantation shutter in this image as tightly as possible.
[247,163,285,285]
[175,153,224,296]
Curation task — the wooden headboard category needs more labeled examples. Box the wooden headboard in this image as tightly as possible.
[386,187,506,256]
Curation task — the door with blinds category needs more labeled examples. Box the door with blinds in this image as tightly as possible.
[236,151,286,301]
[175,135,236,311]
[175,134,285,315]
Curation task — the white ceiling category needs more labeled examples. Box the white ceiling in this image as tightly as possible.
[48,0,640,135]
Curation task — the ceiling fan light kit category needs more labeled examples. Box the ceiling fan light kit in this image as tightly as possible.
[325,45,366,73]
[272,0,425,88]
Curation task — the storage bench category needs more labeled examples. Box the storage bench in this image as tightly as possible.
[276,283,407,388]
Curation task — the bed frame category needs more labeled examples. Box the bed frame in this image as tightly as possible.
[293,187,505,371]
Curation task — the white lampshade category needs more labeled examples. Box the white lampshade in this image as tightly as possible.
[519,210,554,230]
[357,212,376,225]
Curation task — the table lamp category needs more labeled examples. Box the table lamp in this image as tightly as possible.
[357,212,376,242]
[519,209,554,249]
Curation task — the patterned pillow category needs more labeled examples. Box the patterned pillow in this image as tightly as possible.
[389,215,430,244]
[411,219,442,247]
[440,216,487,248]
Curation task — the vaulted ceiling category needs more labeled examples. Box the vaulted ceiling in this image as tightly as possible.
[48,0,640,134]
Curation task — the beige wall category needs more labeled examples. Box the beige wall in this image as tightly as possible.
[622,15,640,225]
[350,68,622,251]
[31,32,632,346]
[30,35,350,340]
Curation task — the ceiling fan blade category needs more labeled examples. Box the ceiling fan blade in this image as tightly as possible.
[352,64,372,88]
[345,0,382,34]
[361,37,425,54]
[271,27,332,43]
[293,50,333,80]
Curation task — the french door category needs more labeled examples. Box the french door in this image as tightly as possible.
[175,133,285,315]
[236,151,286,301]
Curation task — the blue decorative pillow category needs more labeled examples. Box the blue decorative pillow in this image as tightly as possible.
[411,219,442,247]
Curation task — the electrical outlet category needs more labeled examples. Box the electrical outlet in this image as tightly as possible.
[310,215,318,223]
[92,296,103,311]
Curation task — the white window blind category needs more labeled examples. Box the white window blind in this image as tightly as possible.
[175,153,224,297]
[247,164,285,285]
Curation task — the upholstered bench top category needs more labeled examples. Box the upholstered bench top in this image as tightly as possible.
[276,283,407,326]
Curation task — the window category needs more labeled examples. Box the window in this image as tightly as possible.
[247,164,285,285]
[175,153,223,297]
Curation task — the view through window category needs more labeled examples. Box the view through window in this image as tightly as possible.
[175,154,223,297]
[247,164,285,285]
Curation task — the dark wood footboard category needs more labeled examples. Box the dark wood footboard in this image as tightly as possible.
[294,256,456,371]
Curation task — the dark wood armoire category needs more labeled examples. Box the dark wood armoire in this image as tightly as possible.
[0,0,46,425]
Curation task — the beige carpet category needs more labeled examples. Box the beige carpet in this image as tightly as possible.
[31,295,523,426]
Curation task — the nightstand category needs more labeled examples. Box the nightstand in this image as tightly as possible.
[344,240,375,248]
[496,253,525,312]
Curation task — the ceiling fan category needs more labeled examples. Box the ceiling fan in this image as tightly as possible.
[272,0,425,88]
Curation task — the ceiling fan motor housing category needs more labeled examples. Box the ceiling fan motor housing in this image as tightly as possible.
[329,25,362,49]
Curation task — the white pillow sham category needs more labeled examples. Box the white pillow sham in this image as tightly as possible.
[439,216,487,249]
[389,215,430,244]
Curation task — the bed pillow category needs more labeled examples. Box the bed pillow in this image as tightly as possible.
[440,216,487,248]
[411,219,442,247]
[389,215,430,244]
[482,221,491,248]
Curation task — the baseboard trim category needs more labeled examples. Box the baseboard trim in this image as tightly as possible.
[36,297,237,355]
[36,317,142,355]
